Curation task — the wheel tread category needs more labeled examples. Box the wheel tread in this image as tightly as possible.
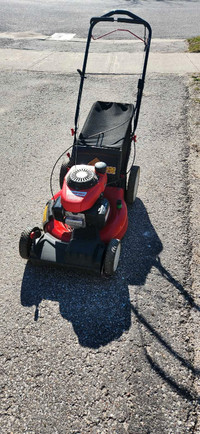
[104,238,121,276]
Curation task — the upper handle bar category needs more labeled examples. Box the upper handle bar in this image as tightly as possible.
[74,10,152,137]
[90,10,152,36]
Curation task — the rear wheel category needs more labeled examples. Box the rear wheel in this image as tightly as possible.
[19,227,41,259]
[104,239,121,276]
[59,159,69,189]
[125,165,140,205]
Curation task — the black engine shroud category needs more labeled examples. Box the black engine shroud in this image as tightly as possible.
[52,195,110,229]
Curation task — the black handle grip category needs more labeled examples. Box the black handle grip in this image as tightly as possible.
[90,17,114,25]
[117,17,151,32]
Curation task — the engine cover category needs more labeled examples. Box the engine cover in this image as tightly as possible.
[66,165,98,190]
[61,164,107,213]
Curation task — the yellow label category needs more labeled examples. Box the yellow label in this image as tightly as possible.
[42,205,48,224]
[106,166,116,175]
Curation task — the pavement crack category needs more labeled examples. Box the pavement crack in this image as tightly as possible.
[27,51,53,69]
[186,53,200,73]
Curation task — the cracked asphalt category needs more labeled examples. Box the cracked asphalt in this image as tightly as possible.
[0,62,199,432]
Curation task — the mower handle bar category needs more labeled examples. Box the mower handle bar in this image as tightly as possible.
[90,10,151,34]
[74,10,152,139]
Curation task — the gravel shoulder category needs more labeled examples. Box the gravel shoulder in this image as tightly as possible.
[188,73,200,431]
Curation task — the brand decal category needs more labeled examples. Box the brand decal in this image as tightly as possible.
[69,190,87,197]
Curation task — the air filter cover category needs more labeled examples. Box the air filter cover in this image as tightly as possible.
[66,165,98,190]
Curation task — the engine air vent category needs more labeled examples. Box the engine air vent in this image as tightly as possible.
[66,165,98,190]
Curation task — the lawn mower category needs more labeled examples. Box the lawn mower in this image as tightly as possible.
[19,10,152,275]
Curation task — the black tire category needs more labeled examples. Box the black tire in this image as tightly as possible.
[19,227,41,259]
[125,165,140,205]
[104,239,121,276]
[59,159,69,189]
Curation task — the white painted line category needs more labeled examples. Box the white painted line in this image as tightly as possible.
[49,33,76,41]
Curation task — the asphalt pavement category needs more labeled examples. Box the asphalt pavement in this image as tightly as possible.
[0,31,200,433]
[1,0,200,39]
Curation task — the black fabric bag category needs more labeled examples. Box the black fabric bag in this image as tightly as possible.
[72,101,134,184]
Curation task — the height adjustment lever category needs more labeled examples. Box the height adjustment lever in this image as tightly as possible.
[77,69,87,79]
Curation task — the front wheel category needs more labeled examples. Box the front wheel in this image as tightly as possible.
[104,239,121,276]
[19,226,41,259]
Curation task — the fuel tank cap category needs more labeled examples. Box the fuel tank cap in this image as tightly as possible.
[95,161,107,174]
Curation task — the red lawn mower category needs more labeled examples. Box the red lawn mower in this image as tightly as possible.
[19,10,152,275]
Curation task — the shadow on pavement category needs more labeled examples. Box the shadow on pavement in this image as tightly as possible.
[21,198,200,401]
[131,303,200,404]
[21,262,131,348]
[21,198,163,347]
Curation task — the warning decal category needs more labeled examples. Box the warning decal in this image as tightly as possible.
[88,158,100,166]
[106,166,116,175]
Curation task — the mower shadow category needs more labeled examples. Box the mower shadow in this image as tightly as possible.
[20,198,200,404]
[21,262,132,348]
[21,198,164,348]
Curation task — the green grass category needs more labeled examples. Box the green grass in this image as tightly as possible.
[191,74,200,103]
[187,36,200,53]
[192,74,200,92]
[192,75,200,82]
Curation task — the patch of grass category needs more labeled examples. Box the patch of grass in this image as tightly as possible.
[192,75,200,82]
[191,74,200,105]
[193,97,200,104]
[187,36,200,53]
[192,74,200,92]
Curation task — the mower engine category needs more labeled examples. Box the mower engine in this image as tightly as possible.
[52,161,110,230]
